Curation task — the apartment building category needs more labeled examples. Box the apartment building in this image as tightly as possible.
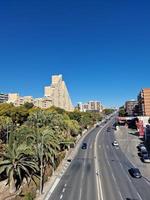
[14,96,33,106]
[138,88,150,116]
[125,100,138,116]
[5,75,74,111]
[44,75,74,111]
[34,97,52,109]
[0,93,8,103]
[7,93,19,103]
[77,101,103,112]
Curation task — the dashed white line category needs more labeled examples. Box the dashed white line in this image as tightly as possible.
[64,183,67,187]
[111,142,143,200]
[60,194,63,199]
[104,150,124,200]
[62,188,66,193]
[79,148,88,200]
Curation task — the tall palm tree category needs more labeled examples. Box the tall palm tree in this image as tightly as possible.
[0,139,39,194]
[26,127,60,193]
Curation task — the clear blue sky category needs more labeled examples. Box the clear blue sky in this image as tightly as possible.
[0,0,150,107]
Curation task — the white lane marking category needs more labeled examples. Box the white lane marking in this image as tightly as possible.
[79,147,88,200]
[64,183,67,187]
[60,194,63,199]
[62,188,66,193]
[45,178,60,200]
[110,142,143,200]
[104,150,124,200]
[94,123,110,200]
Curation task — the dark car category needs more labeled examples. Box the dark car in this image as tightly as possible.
[141,154,150,163]
[137,143,145,150]
[81,142,87,149]
[129,168,142,178]
[140,149,148,157]
[96,124,99,128]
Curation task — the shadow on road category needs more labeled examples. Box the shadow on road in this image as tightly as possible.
[128,131,139,137]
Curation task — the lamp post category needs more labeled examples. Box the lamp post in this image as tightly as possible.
[40,135,44,195]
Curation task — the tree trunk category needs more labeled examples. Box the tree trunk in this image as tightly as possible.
[9,172,16,194]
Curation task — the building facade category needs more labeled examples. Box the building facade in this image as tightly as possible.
[138,88,150,116]
[34,97,52,109]
[77,101,103,112]
[125,100,138,116]
[44,75,74,111]
[14,96,33,106]
[5,75,74,111]
[0,93,8,103]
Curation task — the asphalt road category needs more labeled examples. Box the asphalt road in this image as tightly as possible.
[48,116,150,200]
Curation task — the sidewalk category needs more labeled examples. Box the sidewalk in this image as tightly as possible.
[35,126,95,200]
[115,126,150,181]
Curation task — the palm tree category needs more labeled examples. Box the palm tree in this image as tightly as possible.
[26,127,60,193]
[0,139,39,194]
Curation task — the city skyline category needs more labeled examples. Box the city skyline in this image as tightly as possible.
[1,0,150,107]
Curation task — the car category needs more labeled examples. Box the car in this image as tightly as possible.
[96,124,99,128]
[140,146,147,151]
[112,140,119,146]
[137,143,145,149]
[129,168,142,178]
[137,143,146,151]
[142,155,150,163]
[81,142,87,149]
[67,159,72,162]
[140,149,148,157]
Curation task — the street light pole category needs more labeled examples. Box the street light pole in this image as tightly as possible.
[40,135,44,195]
[6,125,8,144]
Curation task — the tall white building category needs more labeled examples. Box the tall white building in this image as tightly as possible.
[44,75,74,111]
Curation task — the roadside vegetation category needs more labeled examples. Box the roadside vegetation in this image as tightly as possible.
[118,106,127,117]
[0,103,105,200]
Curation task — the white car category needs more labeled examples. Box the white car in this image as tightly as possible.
[112,141,119,146]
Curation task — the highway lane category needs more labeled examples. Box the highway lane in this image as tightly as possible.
[49,115,150,200]
[110,129,150,200]
[99,121,150,200]
[49,125,100,200]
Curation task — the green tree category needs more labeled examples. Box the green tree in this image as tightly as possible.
[102,108,114,115]
[119,108,126,117]
[0,138,39,193]
[0,116,13,143]
[23,102,34,110]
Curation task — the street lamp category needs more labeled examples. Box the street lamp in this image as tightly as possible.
[40,135,44,195]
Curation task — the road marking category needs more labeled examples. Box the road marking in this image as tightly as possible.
[64,183,67,187]
[62,188,66,193]
[60,194,63,199]
[111,144,143,200]
[94,123,110,200]
[45,178,60,200]
[104,150,124,200]
[79,146,88,200]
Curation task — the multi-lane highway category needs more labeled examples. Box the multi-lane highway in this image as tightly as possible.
[48,116,150,200]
